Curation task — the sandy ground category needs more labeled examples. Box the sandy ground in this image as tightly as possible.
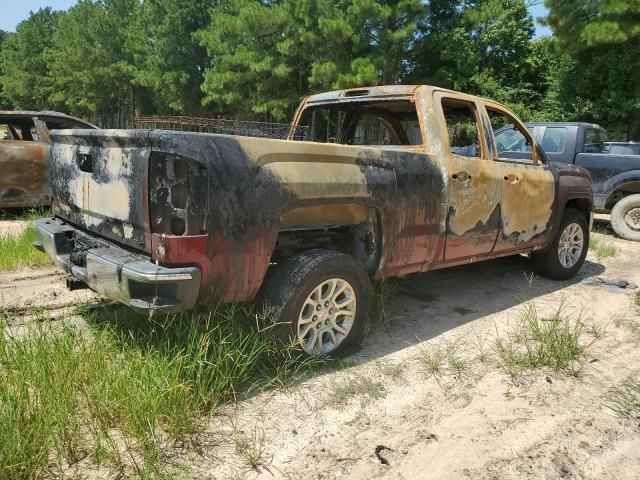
[1,217,639,479]
[0,219,28,236]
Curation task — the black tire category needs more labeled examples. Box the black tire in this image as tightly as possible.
[610,194,640,242]
[532,208,589,280]
[260,249,373,357]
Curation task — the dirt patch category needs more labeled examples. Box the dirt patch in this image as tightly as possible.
[2,215,639,479]
[191,231,640,480]
[0,267,100,319]
[0,219,28,237]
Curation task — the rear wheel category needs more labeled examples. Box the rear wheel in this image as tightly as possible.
[610,194,640,242]
[532,208,589,280]
[260,249,373,357]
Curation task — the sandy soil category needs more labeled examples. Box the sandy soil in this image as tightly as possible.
[1,217,639,479]
[195,220,640,480]
[0,267,100,319]
[0,219,28,236]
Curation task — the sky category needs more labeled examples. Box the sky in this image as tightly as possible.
[0,0,553,37]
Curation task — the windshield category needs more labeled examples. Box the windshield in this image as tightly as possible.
[295,99,423,146]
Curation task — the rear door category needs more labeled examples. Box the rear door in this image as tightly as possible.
[0,117,49,207]
[484,104,555,251]
[537,125,570,164]
[437,93,502,261]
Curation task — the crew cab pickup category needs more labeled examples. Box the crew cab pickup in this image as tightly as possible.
[0,111,96,208]
[35,86,593,356]
[512,122,640,241]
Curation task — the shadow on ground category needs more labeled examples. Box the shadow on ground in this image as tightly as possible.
[359,254,605,361]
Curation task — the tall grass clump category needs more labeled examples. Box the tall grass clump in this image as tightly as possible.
[493,299,599,377]
[0,305,317,479]
[589,228,616,260]
[605,378,640,421]
[371,279,400,328]
[0,223,51,270]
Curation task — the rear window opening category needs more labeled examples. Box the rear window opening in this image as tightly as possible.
[296,99,423,146]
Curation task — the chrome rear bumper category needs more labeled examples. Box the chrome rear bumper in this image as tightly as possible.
[34,218,201,313]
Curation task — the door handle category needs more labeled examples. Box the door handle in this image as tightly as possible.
[452,171,472,181]
[503,173,520,183]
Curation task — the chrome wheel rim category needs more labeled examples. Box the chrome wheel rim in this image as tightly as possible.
[297,278,356,355]
[624,207,640,231]
[558,222,584,269]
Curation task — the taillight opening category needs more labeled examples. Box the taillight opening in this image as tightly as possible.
[149,152,208,236]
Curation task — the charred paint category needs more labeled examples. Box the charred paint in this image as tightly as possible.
[43,85,591,308]
[0,110,95,208]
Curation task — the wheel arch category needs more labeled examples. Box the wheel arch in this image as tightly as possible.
[273,201,384,275]
[605,180,640,210]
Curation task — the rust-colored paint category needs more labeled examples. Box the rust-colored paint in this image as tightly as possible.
[0,140,49,208]
[42,85,592,309]
[0,110,95,209]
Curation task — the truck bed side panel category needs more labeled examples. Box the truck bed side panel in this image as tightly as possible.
[147,132,446,301]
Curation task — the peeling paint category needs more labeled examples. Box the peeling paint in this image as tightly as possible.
[44,85,592,308]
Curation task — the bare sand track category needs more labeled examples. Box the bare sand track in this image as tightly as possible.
[1,218,639,479]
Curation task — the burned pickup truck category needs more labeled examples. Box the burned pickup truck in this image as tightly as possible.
[0,111,95,208]
[35,85,593,356]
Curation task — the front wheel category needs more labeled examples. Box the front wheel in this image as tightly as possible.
[260,250,373,357]
[532,208,589,280]
[610,194,640,242]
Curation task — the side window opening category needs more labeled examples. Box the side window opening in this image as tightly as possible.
[295,100,423,146]
[488,108,534,163]
[584,128,606,153]
[441,99,481,158]
[541,127,567,153]
[0,124,13,140]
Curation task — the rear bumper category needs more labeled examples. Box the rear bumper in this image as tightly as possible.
[34,218,201,313]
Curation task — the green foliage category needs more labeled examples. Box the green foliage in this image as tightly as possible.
[0,224,51,271]
[545,0,640,139]
[0,0,637,137]
[197,0,423,120]
[0,30,10,108]
[493,299,598,377]
[128,0,216,114]
[46,0,140,126]
[0,8,61,111]
[0,305,317,478]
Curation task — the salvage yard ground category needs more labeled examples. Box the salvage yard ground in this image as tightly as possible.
[1,215,639,480]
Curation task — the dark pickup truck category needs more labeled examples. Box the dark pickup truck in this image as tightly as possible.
[35,85,593,356]
[510,122,640,241]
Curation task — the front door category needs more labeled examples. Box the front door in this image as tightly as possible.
[439,94,502,261]
[485,105,555,251]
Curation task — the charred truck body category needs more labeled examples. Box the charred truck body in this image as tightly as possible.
[35,86,593,356]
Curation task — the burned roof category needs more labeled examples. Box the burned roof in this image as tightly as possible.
[0,110,96,128]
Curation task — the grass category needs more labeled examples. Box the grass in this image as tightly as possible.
[0,304,317,479]
[0,207,52,271]
[0,223,52,271]
[589,228,616,260]
[416,336,471,383]
[330,376,386,405]
[371,278,400,328]
[492,299,599,378]
[605,378,640,421]
[613,314,640,341]
[233,423,267,471]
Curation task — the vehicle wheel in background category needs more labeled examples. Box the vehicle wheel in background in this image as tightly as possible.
[610,194,640,242]
[532,208,589,280]
[260,249,373,357]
